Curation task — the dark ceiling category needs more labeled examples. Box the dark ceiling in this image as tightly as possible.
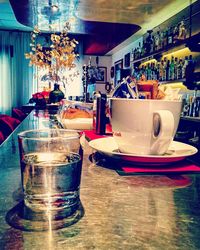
[8,0,192,55]
[80,21,140,55]
[9,0,140,55]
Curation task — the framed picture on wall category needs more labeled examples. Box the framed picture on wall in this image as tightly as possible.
[88,66,107,83]
[96,67,107,83]
[114,59,123,85]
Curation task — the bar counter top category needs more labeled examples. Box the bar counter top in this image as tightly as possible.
[1,110,200,249]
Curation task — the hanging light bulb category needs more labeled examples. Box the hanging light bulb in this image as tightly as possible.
[51,4,59,12]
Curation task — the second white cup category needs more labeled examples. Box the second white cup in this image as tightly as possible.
[110,98,182,155]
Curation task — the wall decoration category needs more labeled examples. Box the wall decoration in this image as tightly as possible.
[88,66,107,83]
[114,59,123,85]
[105,82,113,93]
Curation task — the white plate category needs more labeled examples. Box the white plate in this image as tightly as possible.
[89,137,198,165]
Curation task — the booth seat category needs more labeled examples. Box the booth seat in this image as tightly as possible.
[0,115,20,139]
[12,108,26,121]
[0,131,4,145]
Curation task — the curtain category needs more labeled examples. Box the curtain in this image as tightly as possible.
[0,31,35,115]
[0,32,12,115]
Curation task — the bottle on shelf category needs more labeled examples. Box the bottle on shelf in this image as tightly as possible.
[162,29,168,49]
[145,30,154,55]
[131,48,134,62]
[167,27,173,45]
[156,62,160,80]
[143,65,147,79]
[177,58,184,79]
[185,55,196,88]
[154,30,160,51]
[132,18,190,64]
[170,56,175,80]
[159,60,164,81]
[151,63,156,80]
[173,24,179,43]
[134,53,196,83]
[163,57,167,81]
[178,17,187,40]
[152,34,156,53]
[135,47,139,60]
[194,97,200,117]
[138,42,142,59]
[182,94,190,116]
[174,57,179,80]
[146,63,151,80]
[160,30,164,50]
[141,43,145,58]
[133,47,137,60]
[166,59,171,81]
[187,55,195,72]
[189,92,196,117]
[182,56,188,79]
[133,48,137,61]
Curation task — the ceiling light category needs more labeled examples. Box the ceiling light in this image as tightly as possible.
[51,5,59,12]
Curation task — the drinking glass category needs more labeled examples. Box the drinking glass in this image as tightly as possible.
[18,129,83,214]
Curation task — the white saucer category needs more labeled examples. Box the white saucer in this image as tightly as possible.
[89,137,198,165]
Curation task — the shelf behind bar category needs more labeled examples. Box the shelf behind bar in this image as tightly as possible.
[132,39,188,65]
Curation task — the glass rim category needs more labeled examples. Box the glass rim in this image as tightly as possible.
[18,128,82,140]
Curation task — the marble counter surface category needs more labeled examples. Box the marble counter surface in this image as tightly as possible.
[0,110,200,249]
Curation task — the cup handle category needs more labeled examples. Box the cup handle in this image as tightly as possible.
[150,110,174,155]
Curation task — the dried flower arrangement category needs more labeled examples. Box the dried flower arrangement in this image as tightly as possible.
[25,22,79,77]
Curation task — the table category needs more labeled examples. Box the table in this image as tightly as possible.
[1,110,200,249]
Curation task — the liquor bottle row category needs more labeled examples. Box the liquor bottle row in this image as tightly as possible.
[132,18,187,60]
[133,55,195,82]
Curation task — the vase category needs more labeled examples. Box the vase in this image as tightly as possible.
[49,83,65,103]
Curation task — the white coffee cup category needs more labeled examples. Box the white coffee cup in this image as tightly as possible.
[110,98,182,155]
